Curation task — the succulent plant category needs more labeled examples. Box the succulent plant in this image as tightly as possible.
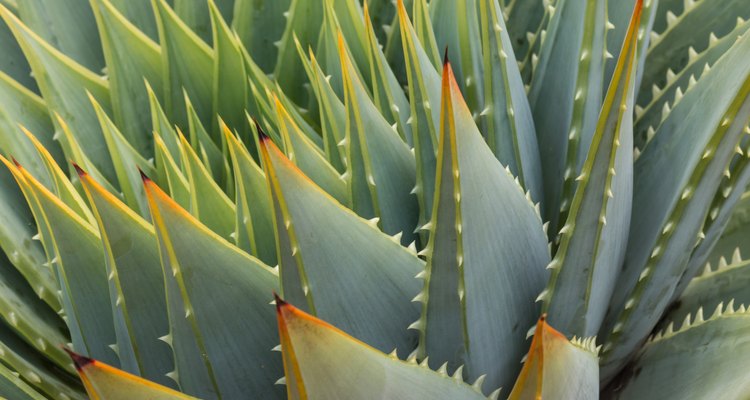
[0,0,749,398]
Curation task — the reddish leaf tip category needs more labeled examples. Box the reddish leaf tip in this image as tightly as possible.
[253,118,270,141]
[63,348,93,371]
[138,168,151,183]
[10,156,21,168]
[72,163,86,177]
[274,292,288,310]
[443,47,450,67]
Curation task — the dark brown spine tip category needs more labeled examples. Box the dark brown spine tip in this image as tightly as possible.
[63,348,93,371]
[443,47,450,66]
[10,156,21,168]
[138,168,151,183]
[273,292,287,310]
[72,163,86,177]
[253,118,270,141]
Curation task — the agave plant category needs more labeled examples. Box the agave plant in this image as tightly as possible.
[0,0,749,398]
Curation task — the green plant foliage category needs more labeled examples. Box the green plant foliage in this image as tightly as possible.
[0,0,749,398]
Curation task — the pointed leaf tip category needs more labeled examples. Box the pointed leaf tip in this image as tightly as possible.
[63,348,93,371]
[253,118,270,141]
[10,156,21,168]
[138,168,151,183]
[72,163,86,177]
[443,47,450,66]
[274,292,287,311]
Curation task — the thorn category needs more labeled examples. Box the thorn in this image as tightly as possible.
[63,348,93,371]
[138,168,151,183]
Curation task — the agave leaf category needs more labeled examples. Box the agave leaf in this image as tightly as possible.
[153,0,214,130]
[477,0,543,203]
[0,315,84,400]
[107,0,158,40]
[184,92,230,189]
[528,0,607,237]
[382,0,412,86]
[604,0,658,99]
[396,0,441,232]
[223,124,277,266]
[0,160,60,311]
[0,362,47,400]
[77,168,175,387]
[541,1,640,337]
[231,0,290,73]
[430,0,484,114]
[704,190,750,265]
[665,253,750,329]
[209,0,247,140]
[0,228,70,372]
[276,296,489,400]
[67,350,196,400]
[639,0,750,111]
[605,305,750,399]
[260,135,422,356]
[89,94,155,217]
[14,0,103,71]
[362,4,412,146]
[272,94,348,205]
[21,126,97,236]
[315,2,347,99]
[1,5,116,182]
[677,145,750,296]
[503,0,545,65]
[3,158,117,367]
[146,81,178,162]
[416,60,549,394]
[172,0,233,45]
[0,14,36,92]
[339,34,419,244]
[273,0,324,104]
[635,18,750,148]
[177,133,236,242]
[296,43,347,172]
[508,316,599,400]
[143,175,282,399]
[91,0,161,158]
[0,71,57,173]
[153,132,190,208]
[602,28,750,379]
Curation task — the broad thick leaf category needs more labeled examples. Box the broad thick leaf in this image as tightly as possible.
[639,0,750,109]
[0,312,84,400]
[541,1,640,337]
[477,0,543,202]
[0,147,60,312]
[503,0,545,65]
[635,18,750,148]
[273,95,348,205]
[1,6,116,182]
[0,236,71,375]
[260,135,422,356]
[0,362,46,400]
[339,34,418,244]
[232,0,290,73]
[602,28,750,379]
[0,15,36,92]
[430,0,484,114]
[91,0,162,157]
[14,0,103,71]
[528,0,607,236]
[224,124,277,266]
[143,176,282,399]
[90,94,155,216]
[508,316,599,400]
[0,71,58,175]
[153,0,214,130]
[67,350,196,400]
[77,168,174,388]
[178,133,236,242]
[606,305,750,399]
[273,0,323,104]
[704,190,750,266]
[107,0,158,40]
[184,93,230,189]
[396,0,441,230]
[4,158,117,367]
[209,1,247,139]
[275,296,487,400]
[153,133,190,208]
[416,61,549,394]
[665,254,750,328]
